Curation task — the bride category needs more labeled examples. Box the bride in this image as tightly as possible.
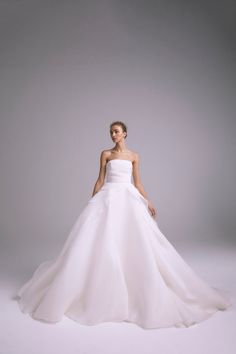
[92,121,156,216]
[16,120,232,329]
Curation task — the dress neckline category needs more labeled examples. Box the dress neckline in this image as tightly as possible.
[107,159,133,165]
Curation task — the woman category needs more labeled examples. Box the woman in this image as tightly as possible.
[92,122,156,217]
[16,121,232,329]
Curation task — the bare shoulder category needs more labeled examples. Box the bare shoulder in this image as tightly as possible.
[100,149,111,157]
[116,149,139,163]
[131,151,140,164]
[100,149,112,164]
[99,148,139,164]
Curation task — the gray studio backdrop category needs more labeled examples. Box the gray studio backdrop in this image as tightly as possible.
[0,0,235,275]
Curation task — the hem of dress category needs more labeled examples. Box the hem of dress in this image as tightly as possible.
[16,293,232,330]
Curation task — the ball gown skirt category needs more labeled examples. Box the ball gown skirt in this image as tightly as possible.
[16,159,232,329]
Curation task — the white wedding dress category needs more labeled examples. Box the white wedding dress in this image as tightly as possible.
[16,159,232,329]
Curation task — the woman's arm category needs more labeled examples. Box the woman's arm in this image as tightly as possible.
[132,153,157,218]
[92,150,107,197]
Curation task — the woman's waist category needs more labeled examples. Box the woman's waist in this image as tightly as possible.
[105,176,132,183]
[105,171,132,183]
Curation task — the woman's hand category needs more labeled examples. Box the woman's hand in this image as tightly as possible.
[147,201,157,218]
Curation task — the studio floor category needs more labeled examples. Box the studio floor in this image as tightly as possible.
[1,241,235,354]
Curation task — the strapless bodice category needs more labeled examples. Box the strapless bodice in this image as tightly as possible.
[105,159,132,183]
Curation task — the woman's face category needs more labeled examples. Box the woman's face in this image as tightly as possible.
[110,125,126,142]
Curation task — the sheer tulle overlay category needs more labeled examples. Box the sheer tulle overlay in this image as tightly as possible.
[16,159,232,329]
